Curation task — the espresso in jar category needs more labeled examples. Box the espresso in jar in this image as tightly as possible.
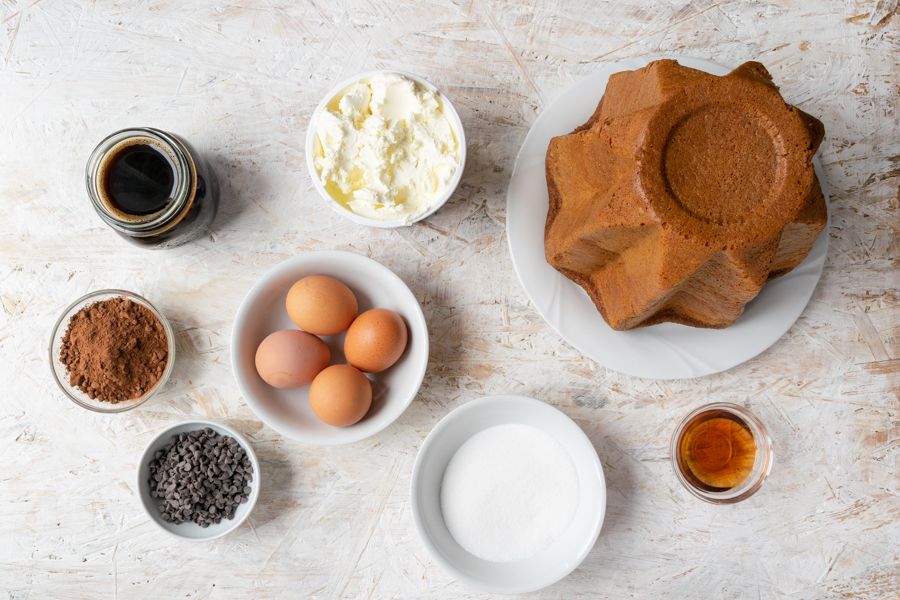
[99,138,177,218]
[86,128,219,249]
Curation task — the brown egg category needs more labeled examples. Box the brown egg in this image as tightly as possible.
[344,308,408,373]
[255,330,330,389]
[309,364,372,427]
[286,275,358,336]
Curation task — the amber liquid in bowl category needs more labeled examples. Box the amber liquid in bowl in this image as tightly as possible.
[677,411,756,492]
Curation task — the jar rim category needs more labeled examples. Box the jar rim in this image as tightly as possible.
[85,127,196,234]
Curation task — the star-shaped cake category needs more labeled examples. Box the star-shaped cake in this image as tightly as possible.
[544,60,826,330]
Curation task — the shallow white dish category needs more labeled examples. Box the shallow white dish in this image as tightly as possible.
[231,250,428,445]
[305,69,467,228]
[506,55,830,380]
[136,419,260,542]
[410,395,606,595]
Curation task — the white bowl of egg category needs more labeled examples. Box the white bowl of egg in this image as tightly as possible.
[230,250,428,446]
[305,69,466,228]
[411,395,606,595]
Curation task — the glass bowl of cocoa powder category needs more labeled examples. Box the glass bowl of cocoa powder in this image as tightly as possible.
[49,289,176,413]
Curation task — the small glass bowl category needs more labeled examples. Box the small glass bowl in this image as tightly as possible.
[48,289,176,413]
[670,402,773,504]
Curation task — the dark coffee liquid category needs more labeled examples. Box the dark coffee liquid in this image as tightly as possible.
[102,144,175,215]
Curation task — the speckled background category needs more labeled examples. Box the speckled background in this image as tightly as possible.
[1,1,899,598]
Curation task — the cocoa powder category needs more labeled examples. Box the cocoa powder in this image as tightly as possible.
[60,296,169,403]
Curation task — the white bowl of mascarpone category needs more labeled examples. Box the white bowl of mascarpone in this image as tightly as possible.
[306,70,466,227]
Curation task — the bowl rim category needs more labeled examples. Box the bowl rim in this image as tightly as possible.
[48,289,176,414]
[669,402,774,504]
[304,68,467,228]
[136,418,261,542]
[230,249,429,446]
[409,394,606,594]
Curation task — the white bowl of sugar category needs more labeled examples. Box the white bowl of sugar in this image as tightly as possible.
[410,395,606,594]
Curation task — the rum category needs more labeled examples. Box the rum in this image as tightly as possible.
[676,410,757,492]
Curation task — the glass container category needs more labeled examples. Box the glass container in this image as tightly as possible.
[49,289,175,413]
[85,127,218,249]
[671,402,773,504]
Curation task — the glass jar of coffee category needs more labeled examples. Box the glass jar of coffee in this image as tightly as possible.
[85,128,219,249]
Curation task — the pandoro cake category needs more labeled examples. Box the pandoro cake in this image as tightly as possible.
[544,60,826,331]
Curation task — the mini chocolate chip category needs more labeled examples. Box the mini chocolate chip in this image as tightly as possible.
[147,428,252,528]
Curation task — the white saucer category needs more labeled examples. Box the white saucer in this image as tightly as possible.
[506,55,829,380]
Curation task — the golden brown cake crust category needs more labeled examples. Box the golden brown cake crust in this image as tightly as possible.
[544,60,827,331]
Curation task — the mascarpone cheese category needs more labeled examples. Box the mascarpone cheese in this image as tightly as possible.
[314,73,460,223]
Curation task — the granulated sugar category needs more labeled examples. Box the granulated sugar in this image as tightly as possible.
[440,424,580,563]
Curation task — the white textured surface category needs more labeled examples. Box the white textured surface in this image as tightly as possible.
[1,1,899,598]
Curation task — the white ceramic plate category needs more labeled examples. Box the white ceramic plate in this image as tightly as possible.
[136,419,260,542]
[506,55,830,380]
[231,251,428,445]
[305,69,467,228]
[410,395,606,595]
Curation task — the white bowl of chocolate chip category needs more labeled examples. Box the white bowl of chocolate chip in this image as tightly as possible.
[136,419,260,542]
